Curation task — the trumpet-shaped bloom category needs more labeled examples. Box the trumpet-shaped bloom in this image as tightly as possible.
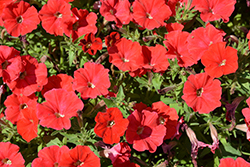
[219,157,250,167]
[182,73,222,114]
[37,89,84,130]
[73,62,110,99]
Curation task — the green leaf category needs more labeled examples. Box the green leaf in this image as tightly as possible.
[68,49,75,67]
[46,137,62,147]
[116,85,125,102]
[152,73,163,91]
[220,138,241,157]
[102,97,117,108]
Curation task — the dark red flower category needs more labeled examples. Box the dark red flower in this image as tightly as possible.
[41,74,73,96]
[0,142,25,166]
[0,45,22,82]
[219,157,250,167]
[132,0,172,30]
[164,30,196,67]
[4,93,37,124]
[151,101,179,139]
[17,107,38,142]
[64,8,98,41]
[100,0,132,27]
[201,42,238,78]
[126,109,166,153]
[60,145,100,167]
[37,89,84,130]
[182,73,222,114]
[79,33,102,55]
[73,62,110,99]
[108,38,144,72]
[39,0,72,36]
[94,107,129,144]
[192,0,236,22]
[105,32,120,50]
[2,1,40,37]
[6,55,48,96]
[32,145,70,167]
[187,23,225,61]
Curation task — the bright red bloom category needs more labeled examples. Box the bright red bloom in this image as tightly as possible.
[165,22,184,32]
[182,73,222,114]
[0,0,15,15]
[6,55,48,96]
[64,8,98,41]
[4,93,37,124]
[142,44,170,73]
[94,107,129,144]
[201,42,238,78]
[39,0,72,36]
[41,74,73,96]
[247,31,250,49]
[105,32,120,50]
[79,33,102,55]
[0,142,25,166]
[32,145,70,167]
[151,101,179,139]
[37,89,84,130]
[2,1,40,37]
[0,45,22,82]
[193,0,236,22]
[242,97,250,141]
[164,30,196,67]
[73,62,110,99]
[100,0,132,27]
[187,23,225,61]
[126,109,166,153]
[17,107,38,142]
[132,0,172,30]
[60,145,100,167]
[108,38,144,72]
[219,157,250,167]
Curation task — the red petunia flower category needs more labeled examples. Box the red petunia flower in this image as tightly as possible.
[201,42,238,78]
[126,109,166,153]
[164,30,196,67]
[108,38,144,72]
[182,73,222,114]
[37,89,84,130]
[165,22,184,32]
[41,73,73,96]
[73,62,110,99]
[100,0,132,27]
[132,0,172,30]
[151,101,179,139]
[105,32,120,50]
[0,45,22,82]
[241,97,250,141]
[142,44,170,73]
[64,8,98,41]
[32,145,70,167]
[4,93,37,124]
[39,0,72,36]
[0,0,15,16]
[60,145,100,167]
[192,0,236,22]
[219,157,250,167]
[0,142,25,166]
[94,107,129,144]
[187,23,225,61]
[79,33,103,55]
[6,55,48,96]
[17,107,38,142]
[2,1,40,37]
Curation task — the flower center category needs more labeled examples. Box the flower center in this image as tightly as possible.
[16,16,23,23]
[19,71,27,80]
[196,88,203,97]
[107,120,115,127]
[137,126,144,135]
[109,9,114,15]
[55,11,63,18]
[2,158,12,165]
[74,160,84,166]
[72,21,79,31]
[54,162,59,167]
[122,58,129,63]
[146,13,153,19]
[55,113,65,118]
[86,42,92,49]
[219,59,226,66]
[87,82,95,88]
[20,103,28,110]
[159,116,165,125]
[1,60,8,70]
